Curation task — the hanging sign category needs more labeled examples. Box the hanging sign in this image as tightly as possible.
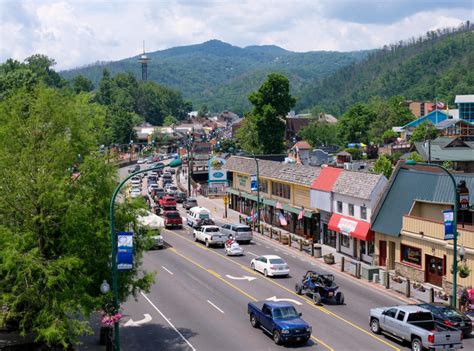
[443,210,454,240]
[459,193,469,211]
[117,232,133,271]
[250,174,258,191]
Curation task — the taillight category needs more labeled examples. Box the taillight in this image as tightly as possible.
[428,334,434,343]
[444,320,455,327]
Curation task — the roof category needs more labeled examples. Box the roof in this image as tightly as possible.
[371,165,474,237]
[285,118,313,135]
[224,156,320,186]
[414,137,474,162]
[455,95,474,104]
[396,305,430,314]
[332,171,385,200]
[402,110,449,129]
[292,141,312,150]
[262,255,283,259]
[311,167,342,191]
[435,118,472,129]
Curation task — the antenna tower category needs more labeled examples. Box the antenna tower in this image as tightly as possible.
[138,41,151,81]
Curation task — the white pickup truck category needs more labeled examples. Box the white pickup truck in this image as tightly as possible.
[370,305,463,351]
[193,225,227,247]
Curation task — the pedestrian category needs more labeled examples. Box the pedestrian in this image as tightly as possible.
[460,288,470,312]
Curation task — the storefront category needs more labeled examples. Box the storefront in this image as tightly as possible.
[328,213,374,263]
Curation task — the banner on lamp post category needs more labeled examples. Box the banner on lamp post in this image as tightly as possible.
[250,174,258,191]
[443,210,454,240]
[117,232,133,271]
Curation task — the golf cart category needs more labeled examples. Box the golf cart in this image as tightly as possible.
[295,270,344,305]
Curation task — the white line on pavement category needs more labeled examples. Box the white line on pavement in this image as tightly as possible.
[140,292,197,351]
[247,251,259,257]
[207,300,225,314]
[161,266,174,275]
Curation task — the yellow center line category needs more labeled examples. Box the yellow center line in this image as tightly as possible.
[166,229,399,351]
[167,241,334,351]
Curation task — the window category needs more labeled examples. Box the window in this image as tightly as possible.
[384,308,397,318]
[271,182,291,199]
[341,235,350,248]
[360,241,366,255]
[259,179,268,193]
[396,311,406,321]
[349,204,354,216]
[401,244,422,267]
[337,201,343,213]
[368,241,375,256]
[360,206,367,220]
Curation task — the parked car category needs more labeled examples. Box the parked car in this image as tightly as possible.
[220,223,252,244]
[186,206,211,227]
[193,225,226,247]
[159,195,177,209]
[295,271,344,305]
[250,255,290,277]
[176,191,187,203]
[248,301,311,345]
[129,188,141,199]
[369,305,463,351]
[150,232,164,249]
[183,198,198,210]
[418,303,472,337]
[163,210,183,229]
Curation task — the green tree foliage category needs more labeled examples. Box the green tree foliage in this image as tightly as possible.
[0,86,153,347]
[382,130,399,144]
[344,148,363,160]
[299,121,338,147]
[337,103,377,145]
[406,152,425,162]
[237,74,295,154]
[163,115,179,126]
[70,74,94,93]
[374,155,393,179]
[410,121,439,142]
[216,139,237,153]
[197,104,209,118]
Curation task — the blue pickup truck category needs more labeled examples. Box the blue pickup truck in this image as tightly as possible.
[248,301,312,345]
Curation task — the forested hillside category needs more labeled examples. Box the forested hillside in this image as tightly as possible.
[299,23,473,115]
[61,40,368,115]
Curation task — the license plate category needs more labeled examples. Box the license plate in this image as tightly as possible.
[460,322,465,327]
[328,292,333,296]
[296,337,301,341]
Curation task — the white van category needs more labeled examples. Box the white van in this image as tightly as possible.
[186,207,211,227]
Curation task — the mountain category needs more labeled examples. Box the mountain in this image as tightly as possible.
[298,25,473,115]
[60,40,369,115]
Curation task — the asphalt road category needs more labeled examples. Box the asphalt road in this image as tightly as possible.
[117,164,474,351]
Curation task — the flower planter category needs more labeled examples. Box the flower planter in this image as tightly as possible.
[281,235,289,245]
[323,254,335,265]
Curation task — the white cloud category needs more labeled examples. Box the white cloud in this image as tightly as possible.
[0,0,471,70]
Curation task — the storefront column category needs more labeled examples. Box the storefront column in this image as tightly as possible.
[269,206,273,225]
[292,213,297,234]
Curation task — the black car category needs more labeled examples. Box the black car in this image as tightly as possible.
[176,191,187,203]
[418,303,472,336]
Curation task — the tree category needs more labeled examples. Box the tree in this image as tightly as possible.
[0,86,153,347]
[299,121,338,147]
[163,115,178,126]
[410,121,439,142]
[406,151,425,162]
[71,74,94,93]
[344,148,363,160]
[374,155,393,178]
[382,130,399,144]
[197,104,209,118]
[24,54,65,88]
[336,103,377,145]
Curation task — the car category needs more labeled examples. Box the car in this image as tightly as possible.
[193,225,226,247]
[162,178,173,187]
[128,164,140,173]
[168,168,176,174]
[295,271,344,305]
[225,241,244,256]
[166,185,178,196]
[151,188,166,200]
[186,206,211,227]
[148,184,160,194]
[148,176,158,185]
[137,158,147,164]
[146,157,154,164]
[150,232,164,249]
[183,198,198,210]
[159,195,177,209]
[250,255,289,277]
[129,188,141,199]
[417,303,472,337]
[220,223,253,244]
[176,191,187,203]
[163,210,183,229]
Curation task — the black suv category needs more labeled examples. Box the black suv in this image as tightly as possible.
[418,303,472,337]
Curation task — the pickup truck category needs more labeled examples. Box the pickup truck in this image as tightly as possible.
[248,301,311,345]
[370,305,463,351]
[163,210,183,229]
[193,225,226,247]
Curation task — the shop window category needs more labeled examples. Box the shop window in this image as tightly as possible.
[259,179,268,193]
[401,244,422,267]
[272,182,291,199]
[349,204,354,216]
[341,235,350,248]
[368,241,374,256]
[360,240,366,255]
[360,206,367,220]
[337,201,343,213]
[324,230,337,248]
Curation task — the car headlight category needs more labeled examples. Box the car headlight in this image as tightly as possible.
[306,327,312,333]
[281,329,290,334]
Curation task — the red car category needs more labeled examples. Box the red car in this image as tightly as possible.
[163,210,183,229]
[159,195,177,209]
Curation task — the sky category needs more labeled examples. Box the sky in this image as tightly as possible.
[1,0,473,70]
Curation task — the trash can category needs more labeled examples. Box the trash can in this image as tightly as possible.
[313,245,322,258]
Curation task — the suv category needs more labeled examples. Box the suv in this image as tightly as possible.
[220,224,253,244]
[163,210,183,229]
[159,195,177,209]
[183,198,198,210]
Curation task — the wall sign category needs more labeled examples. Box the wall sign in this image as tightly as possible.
[208,157,227,183]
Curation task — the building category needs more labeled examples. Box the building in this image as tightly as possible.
[371,163,474,290]
[455,95,474,123]
[311,167,388,263]
[289,141,312,164]
[436,119,474,140]
[405,101,434,118]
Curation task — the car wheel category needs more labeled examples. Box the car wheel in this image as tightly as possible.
[251,262,255,270]
[335,291,344,305]
[295,283,303,295]
[411,338,422,351]
[264,269,268,277]
[193,234,197,242]
[225,250,229,256]
[205,240,210,247]
[250,313,259,328]
[370,318,381,334]
[312,292,321,305]
[273,330,282,345]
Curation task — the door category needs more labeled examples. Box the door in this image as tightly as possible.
[379,241,387,267]
[261,305,273,330]
[425,255,443,287]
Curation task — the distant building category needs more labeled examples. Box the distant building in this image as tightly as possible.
[404,100,434,118]
[455,94,474,123]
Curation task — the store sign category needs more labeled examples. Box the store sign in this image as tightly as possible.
[117,232,133,271]
[338,218,358,236]
[459,193,469,211]
[443,210,454,240]
[208,157,227,182]
[250,174,258,191]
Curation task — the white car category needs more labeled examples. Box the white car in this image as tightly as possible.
[148,184,159,194]
[250,255,290,277]
[137,158,147,164]
[166,185,178,195]
[225,242,244,256]
[130,188,141,198]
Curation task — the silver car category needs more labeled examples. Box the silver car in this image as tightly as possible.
[220,223,253,244]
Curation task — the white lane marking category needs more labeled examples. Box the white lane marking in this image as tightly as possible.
[124,314,152,327]
[161,266,174,275]
[225,274,256,281]
[247,251,259,257]
[140,292,197,351]
[266,296,302,306]
[207,300,225,314]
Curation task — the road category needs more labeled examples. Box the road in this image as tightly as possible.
[117,164,474,351]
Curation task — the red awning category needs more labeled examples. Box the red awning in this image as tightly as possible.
[327,213,374,241]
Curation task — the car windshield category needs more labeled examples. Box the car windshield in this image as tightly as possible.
[273,306,298,319]
[206,227,219,232]
[269,258,285,264]
[236,227,251,232]
[440,308,464,318]
[189,200,197,205]
[166,213,180,218]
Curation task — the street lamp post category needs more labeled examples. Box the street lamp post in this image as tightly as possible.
[405,160,460,308]
[109,164,164,351]
[252,154,260,231]
[185,133,193,196]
